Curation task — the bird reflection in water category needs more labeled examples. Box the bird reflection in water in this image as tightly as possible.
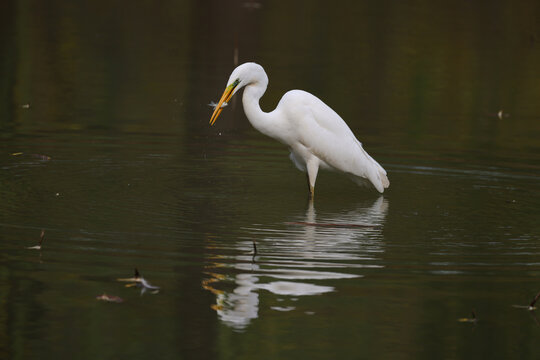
[202,197,389,330]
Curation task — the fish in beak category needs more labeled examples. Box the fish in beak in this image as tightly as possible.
[210,80,239,125]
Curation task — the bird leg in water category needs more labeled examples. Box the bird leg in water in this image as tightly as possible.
[306,160,319,199]
[306,174,315,199]
[309,184,314,199]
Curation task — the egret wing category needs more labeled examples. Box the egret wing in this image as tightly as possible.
[280,90,388,192]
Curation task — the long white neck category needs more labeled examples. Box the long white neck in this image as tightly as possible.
[241,79,281,140]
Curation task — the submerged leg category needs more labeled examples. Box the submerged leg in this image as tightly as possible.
[306,159,319,199]
[306,173,314,199]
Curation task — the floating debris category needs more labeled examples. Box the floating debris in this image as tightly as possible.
[26,229,45,250]
[117,268,141,283]
[208,101,228,110]
[458,309,478,323]
[118,268,160,295]
[11,152,51,161]
[32,154,51,161]
[485,110,510,120]
[531,292,540,310]
[96,293,124,303]
[21,104,30,109]
[513,291,540,311]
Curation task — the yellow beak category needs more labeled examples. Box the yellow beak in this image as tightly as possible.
[210,83,237,126]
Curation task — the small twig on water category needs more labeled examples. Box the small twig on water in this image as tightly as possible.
[27,229,45,250]
[458,309,478,323]
[512,291,540,311]
[251,241,258,263]
[96,293,124,303]
[117,268,160,295]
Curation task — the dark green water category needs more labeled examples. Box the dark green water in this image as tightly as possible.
[2,1,540,359]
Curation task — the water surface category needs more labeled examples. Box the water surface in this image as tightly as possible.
[1,1,540,359]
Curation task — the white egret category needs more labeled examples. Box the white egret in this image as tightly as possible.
[210,62,389,197]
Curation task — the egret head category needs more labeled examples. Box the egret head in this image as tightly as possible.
[209,62,267,125]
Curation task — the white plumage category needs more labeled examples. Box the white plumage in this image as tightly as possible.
[210,62,389,197]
